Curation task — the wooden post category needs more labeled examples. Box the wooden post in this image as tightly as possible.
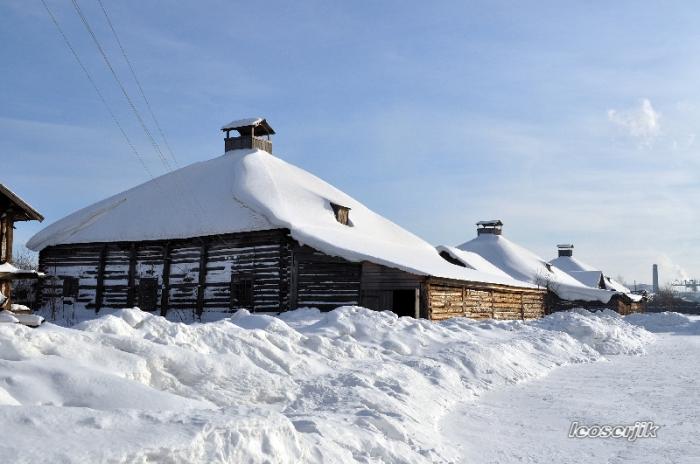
[4,217,13,263]
[195,240,209,318]
[160,242,171,317]
[413,288,420,319]
[422,280,432,320]
[0,218,5,262]
[462,285,467,318]
[0,216,12,307]
[94,244,108,313]
[126,243,137,307]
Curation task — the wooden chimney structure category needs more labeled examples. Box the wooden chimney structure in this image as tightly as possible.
[476,219,503,236]
[222,117,275,154]
[557,244,574,257]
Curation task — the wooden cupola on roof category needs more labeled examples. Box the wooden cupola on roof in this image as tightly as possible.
[557,243,574,257]
[476,219,503,236]
[221,117,275,154]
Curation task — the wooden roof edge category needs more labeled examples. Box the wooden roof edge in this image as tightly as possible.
[426,275,547,293]
[0,184,44,222]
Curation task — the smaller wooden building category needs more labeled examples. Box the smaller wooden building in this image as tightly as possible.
[0,184,44,307]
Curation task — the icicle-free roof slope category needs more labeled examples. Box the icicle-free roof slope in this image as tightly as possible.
[27,149,533,288]
[549,254,598,273]
[435,245,512,278]
[566,270,605,289]
[456,234,618,303]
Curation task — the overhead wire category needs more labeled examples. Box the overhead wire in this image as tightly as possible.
[70,0,174,172]
[41,0,197,280]
[96,0,179,169]
[42,0,250,316]
[74,0,247,255]
[39,0,155,179]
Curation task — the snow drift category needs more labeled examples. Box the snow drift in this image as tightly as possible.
[0,306,654,463]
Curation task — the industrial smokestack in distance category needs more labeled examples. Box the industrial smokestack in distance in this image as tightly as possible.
[652,264,659,294]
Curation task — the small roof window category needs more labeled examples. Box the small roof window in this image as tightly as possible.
[330,202,351,226]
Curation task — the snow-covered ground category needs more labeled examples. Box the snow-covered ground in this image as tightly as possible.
[442,313,700,464]
[0,307,694,463]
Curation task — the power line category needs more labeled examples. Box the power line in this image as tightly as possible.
[70,0,174,172]
[79,0,241,254]
[96,0,179,169]
[39,0,155,179]
[41,0,241,306]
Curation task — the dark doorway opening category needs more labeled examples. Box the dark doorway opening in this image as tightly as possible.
[138,278,159,312]
[231,275,254,310]
[392,289,416,318]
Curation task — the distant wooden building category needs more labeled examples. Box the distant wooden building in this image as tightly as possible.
[549,244,645,315]
[450,221,645,315]
[0,184,44,307]
[29,119,546,321]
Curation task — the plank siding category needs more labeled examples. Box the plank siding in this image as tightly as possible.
[427,279,546,321]
[359,262,425,315]
[38,230,291,316]
[292,245,361,310]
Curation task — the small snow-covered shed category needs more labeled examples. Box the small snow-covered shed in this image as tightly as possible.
[0,184,44,308]
[28,119,546,321]
[448,221,641,314]
[549,244,644,314]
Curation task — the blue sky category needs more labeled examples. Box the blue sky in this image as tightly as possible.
[2,0,698,285]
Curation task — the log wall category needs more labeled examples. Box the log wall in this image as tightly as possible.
[291,245,361,310]
[38,229,291,317]
[359,262,425,316]
[427,278,546,321]
[37,229,550,321]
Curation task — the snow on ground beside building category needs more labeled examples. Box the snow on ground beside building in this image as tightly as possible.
[441,315,700,464]
[0,307,655,463]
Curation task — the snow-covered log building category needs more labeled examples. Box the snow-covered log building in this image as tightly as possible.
[549,244,644,314]
[28,119,546,321]
[444,220,644,314]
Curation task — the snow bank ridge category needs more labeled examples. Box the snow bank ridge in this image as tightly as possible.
[0,307,655,463]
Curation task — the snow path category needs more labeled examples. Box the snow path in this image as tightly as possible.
[441,330,700,463]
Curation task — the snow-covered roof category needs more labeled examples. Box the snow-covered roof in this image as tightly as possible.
[566,270,604,289]
[435,246,512,278]
[549,254,597,273]
[28,149,535,289]
[477,219,503,226]
[549,254,636,296]
[221,117,275,134]
[0,262,44,280]
[0,184,44,222]
[456,234,618,303]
